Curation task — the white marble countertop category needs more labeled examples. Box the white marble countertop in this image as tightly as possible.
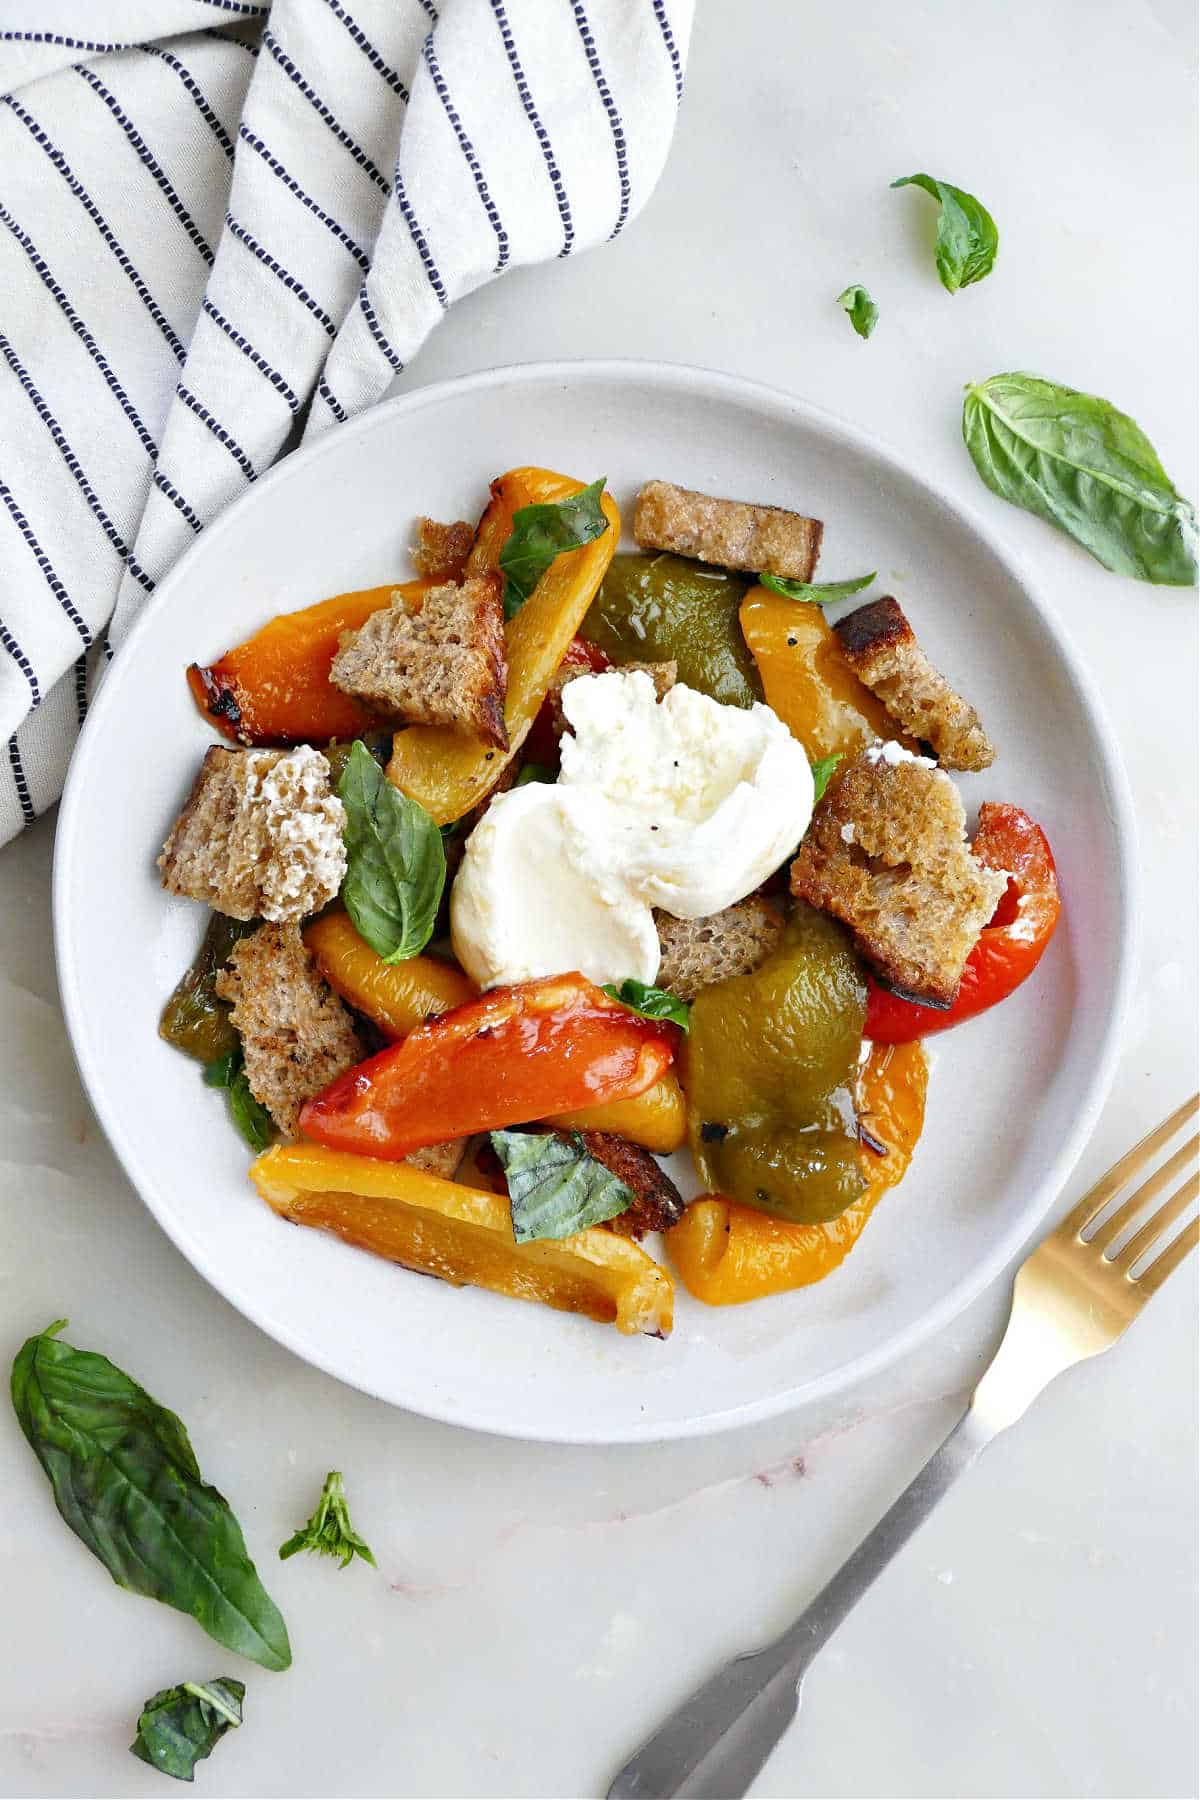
[2,2,1196,1795]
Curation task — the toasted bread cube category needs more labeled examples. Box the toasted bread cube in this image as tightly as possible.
[634,480,823,580]
[330,574,508,750]
[411,516,474,583]
[834,598,995,772]
[568,1129,685,1238]
[158,744,346,922]
[547,657,677,751]
[655,895,785,1001]
[404,1139,467,1179]
[789,747,1009,1007]
[215,923,363,1137]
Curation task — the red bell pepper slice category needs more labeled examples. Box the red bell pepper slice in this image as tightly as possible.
[522,636,611,766]
[300,972,677,1159]
[865,802,1061,1042]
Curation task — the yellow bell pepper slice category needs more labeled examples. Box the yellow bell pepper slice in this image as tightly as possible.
[303,911,473,1040]
[252,1142,673,1337]
[543,1072,688,1155]
[739,586,914,761]
[667,1040,928,1304]
[387,468,620,824]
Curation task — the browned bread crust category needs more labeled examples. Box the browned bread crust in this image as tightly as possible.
[215,923,363,1137]
[573,1130,685,1238]
[834,598,995,772]
[789,751,1009,1006]
[412,516,474,583]
[634,480,823,580]
[404,1139,467,1179]
[655,894,785,1001]
[330,575,508,750]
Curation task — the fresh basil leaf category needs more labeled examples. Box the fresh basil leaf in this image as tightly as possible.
[229,1073,274,1153]
[279,1470,376,1570]
[203,1051,240,1089]
[338,740,446,962]
[499,478,609,619]
[810,754,842,805]
[837,284,879,340]
[759,571,877,604]
[10,1321,291,1671]
[892,173,998,292]
[130,1678,244,1782]
[491,1129,635,1243]
[963,373,1198,586]
[602,978,690,1033]
[514,763,557,787]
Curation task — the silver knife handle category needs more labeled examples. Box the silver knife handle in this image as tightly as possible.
[607,1405,994,1799]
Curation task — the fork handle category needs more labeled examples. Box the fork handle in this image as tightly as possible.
[607,1404,995,1800]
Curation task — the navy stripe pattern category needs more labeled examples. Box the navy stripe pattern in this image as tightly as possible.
[263,31,390,192]
[0,619,40,705]
[238,128,371,271]
[202,299,300,412]
[4,97,188,363]
[320,0,408,98]
[0,332,154,591]
[490,0,574,257]
[650,0,684,100]
[0,31,126,52]
[423,34,508,271]
[317,373,348,422]
[141,46,236,160]
[0,206,158,458]
[8,737,36,826]
[176,384,257,480]
[223,213,339,336]
[75,67,216,267]
[0,479,92,644]
[391,170,448,304]
[359,290,403,370]
[153,471,204,534]
[571,2,630,239]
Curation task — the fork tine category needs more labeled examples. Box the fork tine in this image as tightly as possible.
[1088,1136,1199,1253]
[1111,1170,1200,1272]
[1057,1095,1200,1241]
[1137,1215,1200,1297]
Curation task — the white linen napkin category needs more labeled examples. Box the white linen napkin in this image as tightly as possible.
[0,0,692,844]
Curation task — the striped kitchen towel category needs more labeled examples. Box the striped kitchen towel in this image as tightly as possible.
[0,0,692,844]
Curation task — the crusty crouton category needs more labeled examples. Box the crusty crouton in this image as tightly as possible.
[330,575,508,750]
[620,659,678,698]
[405,1139,467,1179]
[789,746,1009,1007]
[655,895,785,1001]
[834,598,995,772]
[159,744,346,922]
[573,1130,685,1238]
[635,480,823,580]
[215,923,363,1136]
[412,516,473,583]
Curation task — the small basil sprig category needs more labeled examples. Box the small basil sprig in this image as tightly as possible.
[279,1471,376,1570]
[130,1679,244,1782]
[810,754,842,805]
[760,571,876,604]
[837,284,879,340]
[338,740,445,962]
[498,478,609,619]
[11,1321,291,1671]
[491,1129,634,1243]
[963,373,1198,586]
[204,1049,273,1153]
[603,978,690,1033]
[892,173,998,292]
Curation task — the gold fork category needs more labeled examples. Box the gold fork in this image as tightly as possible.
[609,1095,1200,1800]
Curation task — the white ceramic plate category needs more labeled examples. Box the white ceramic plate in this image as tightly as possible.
[54,361,1137,1443]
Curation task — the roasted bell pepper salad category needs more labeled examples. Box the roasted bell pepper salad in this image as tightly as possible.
[156,464,1063,1338]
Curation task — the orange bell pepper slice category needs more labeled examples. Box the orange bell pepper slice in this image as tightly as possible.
[299,972,677,1159]
[668,1040,928,1304]
[188,579,435,745]
[386,469,620,823]
[865,804,1061,1041]
[303,911,474,1041]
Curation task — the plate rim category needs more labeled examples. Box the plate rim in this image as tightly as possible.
[53,357,1141,1442]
